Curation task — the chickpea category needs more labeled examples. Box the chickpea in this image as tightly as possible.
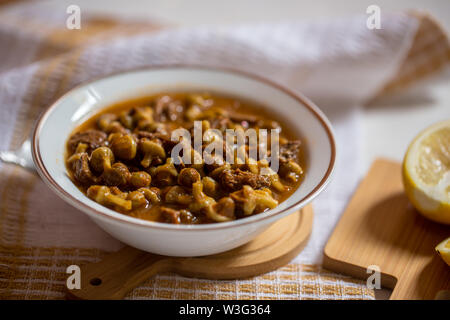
[185,104,202,121]
[97,114,117,131]
[108,121,128,134]
[127,191,148,209]
[119,111,134,129]
[111,134,137,160]
[152,158,178,186]
[133,106,153,123]
[126,106,152,129]
[187,93,212,108]
[130,171,152,189]
[178,168,201,187]
[141,121,166,133]
[90,147,114,174]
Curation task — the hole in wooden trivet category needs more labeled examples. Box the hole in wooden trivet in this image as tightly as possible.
[90,278,102,286]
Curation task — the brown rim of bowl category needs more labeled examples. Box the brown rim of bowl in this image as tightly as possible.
[32,64,336,231]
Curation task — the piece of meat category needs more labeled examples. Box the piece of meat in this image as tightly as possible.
[279,140,301,163]
[159,207,196,224]
[209,116,232,131]
[228,112,258,123]
[73,153,97,186]
[154,95,184,122]
[68,130,107,153]
[224,112,280,129]
[219,168,270,191]
[159,207,181,224]
[180,210,196,224]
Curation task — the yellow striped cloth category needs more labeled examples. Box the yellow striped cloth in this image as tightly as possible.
[0,246,374,300]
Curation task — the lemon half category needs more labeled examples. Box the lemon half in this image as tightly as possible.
[436,237,450,266]
[402,120,450,224]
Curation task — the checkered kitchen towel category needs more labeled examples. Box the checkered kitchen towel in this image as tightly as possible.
[0,1,448,299]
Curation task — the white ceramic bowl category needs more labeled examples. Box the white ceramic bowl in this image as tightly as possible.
[32,66,336,257]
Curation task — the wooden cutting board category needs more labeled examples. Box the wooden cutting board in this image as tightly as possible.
[324,159,450,300]
[67,205,313,300]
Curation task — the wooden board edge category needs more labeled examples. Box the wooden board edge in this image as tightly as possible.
[322,158,402,289]
[177,206,314,280]
[323,248,398,289]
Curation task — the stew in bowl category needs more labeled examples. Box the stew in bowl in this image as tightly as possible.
[66,92,307,224]
[33,66,335,256]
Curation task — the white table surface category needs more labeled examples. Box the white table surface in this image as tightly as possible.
[35,0,450,299]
